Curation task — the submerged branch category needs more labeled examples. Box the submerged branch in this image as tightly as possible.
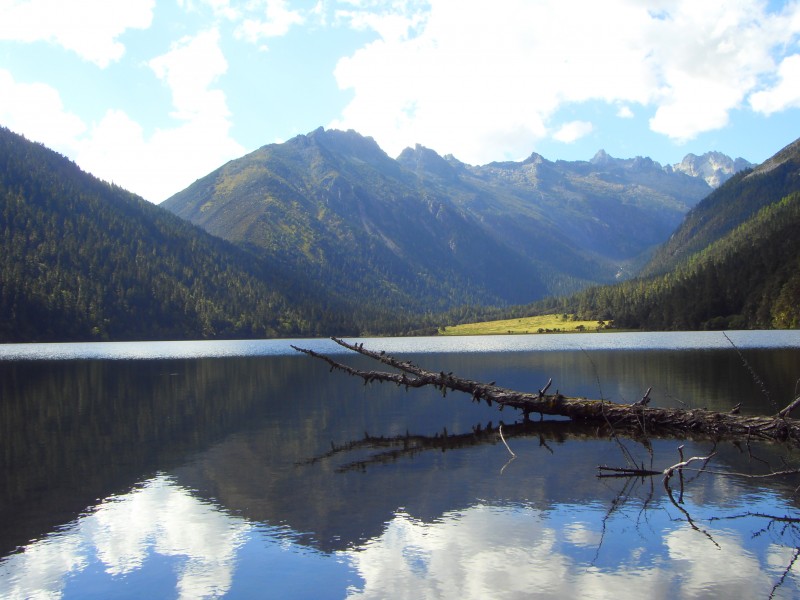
[293,338,800,447]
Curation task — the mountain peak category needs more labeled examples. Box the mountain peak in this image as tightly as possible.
[672,151,752,187]
[590,149,613,165]
[397,144,459,180]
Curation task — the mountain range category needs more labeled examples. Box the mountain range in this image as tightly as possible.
[543,138,800,330]
[163,127,748,312]
[3,122,798,342]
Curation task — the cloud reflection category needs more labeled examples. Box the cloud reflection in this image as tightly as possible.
[343,504,795,599]
[2,479,799,598]
[0,475,250,600]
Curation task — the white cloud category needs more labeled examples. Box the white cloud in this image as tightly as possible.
[0,0,154,67]
[235,0,305,46]
[70,29,244,202]
[0,29,244,202]
[336,0,429,42]
[332,0,800,162]
[0,69,87,149]
[749,53,800,114]
[0,476,250,600]
[617,105,634,119]
[553,120,594,143]
[149,29,230,121]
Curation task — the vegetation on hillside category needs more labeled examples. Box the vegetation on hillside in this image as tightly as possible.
[530,191,800,330]
[163,127,720,315]
[440,313,610,335]
[644,140,800,276]
[454,139,800,334]
[0,127,358,342]
[1,123,796,342]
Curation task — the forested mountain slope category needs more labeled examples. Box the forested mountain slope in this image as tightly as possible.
[163,127,734,311]
[165,128,552,311]
[538,136,800,330]
[0,127,356,342]
[643,137,800,276]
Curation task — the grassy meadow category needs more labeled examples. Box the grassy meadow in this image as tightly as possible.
[440,314,610,336]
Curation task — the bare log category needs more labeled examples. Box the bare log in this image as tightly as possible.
[292,338,800,446]
[779,396,800,418]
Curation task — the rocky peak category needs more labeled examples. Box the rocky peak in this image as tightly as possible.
[303,127,390,165]
[590,149,613,165]
[672,151,753,188]
[397,144,459,181]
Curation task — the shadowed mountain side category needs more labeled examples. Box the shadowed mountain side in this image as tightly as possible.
[644,136,800,277]
[163,127,732,312]
[528,136,800,331]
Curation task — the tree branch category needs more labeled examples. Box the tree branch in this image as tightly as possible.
[293,338,800,446]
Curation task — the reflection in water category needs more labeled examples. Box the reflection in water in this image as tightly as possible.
[0,476,250,599]
[345,505,790,599]
[2,338,800,597]
[3,472,800,599]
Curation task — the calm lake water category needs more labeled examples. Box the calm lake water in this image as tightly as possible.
[2,331,800,599]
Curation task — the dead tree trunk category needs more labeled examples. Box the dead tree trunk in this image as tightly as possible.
[293,337,800,446]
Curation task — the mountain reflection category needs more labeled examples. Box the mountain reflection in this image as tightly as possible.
[3,341,800,598]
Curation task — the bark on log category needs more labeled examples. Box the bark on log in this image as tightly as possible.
[292,337,800,446]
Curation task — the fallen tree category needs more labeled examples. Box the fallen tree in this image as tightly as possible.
[293,337,800,446]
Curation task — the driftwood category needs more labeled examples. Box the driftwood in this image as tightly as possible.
[293,337,800,446]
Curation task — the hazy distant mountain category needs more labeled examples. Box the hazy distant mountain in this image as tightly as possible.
[164,127,738,312]
[670,151,753,188]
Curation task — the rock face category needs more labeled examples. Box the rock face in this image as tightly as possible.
[671,152,753,188]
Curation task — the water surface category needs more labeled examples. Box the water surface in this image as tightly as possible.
[2,331,800,598]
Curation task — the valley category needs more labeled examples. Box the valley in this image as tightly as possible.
[2,124,799,342]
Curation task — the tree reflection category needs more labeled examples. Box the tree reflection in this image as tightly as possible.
[297,417,800,597]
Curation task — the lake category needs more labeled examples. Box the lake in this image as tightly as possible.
[2,331,800,599]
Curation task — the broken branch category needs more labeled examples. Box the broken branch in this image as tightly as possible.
[293,338,800,447]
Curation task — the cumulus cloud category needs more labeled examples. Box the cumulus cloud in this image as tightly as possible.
[331,0,800,162]
[750,53,800,114]
[73,29,244,201]
[553,120,594,143]
[149,29,231,121]
[235,0,305,46]
[0,0,154,67]
[617,105,635,119]
[0,476,250,600]
[177,0,307,45]
[0,69,87,149]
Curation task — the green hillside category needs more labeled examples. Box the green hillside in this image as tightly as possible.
[523,136,800,332]
[643,137,800,276]
[561,191,800,330]
[163,128,551,313]
[163,127,719,314]
[0,127,356,342]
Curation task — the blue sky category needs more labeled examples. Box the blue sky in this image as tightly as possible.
[1,0,800,203]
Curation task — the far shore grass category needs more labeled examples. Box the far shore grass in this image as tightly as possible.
[439,314,611,336]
